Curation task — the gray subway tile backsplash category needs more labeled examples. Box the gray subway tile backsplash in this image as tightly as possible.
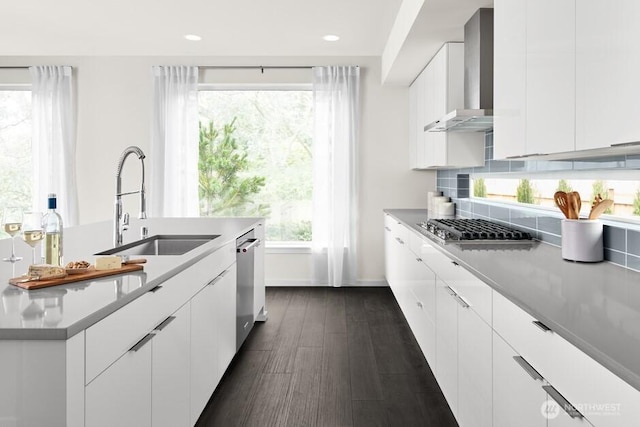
[603,225,626,252]
[435,132,640,272]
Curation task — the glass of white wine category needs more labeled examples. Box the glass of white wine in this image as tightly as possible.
[2,207,23,263]
[22,212,44,265]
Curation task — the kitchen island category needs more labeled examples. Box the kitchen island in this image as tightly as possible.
[0,216,265,427]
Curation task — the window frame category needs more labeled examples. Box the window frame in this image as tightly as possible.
[197,83,314,251]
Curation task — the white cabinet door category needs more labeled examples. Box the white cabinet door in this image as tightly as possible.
[384,215,397,286]
[217,267,237,375]
[190,280,220,424]
[493,332,546,427]
[457,297,492,427]
[152,304,191,427]
[409,258,437,368]
[86,335,153,427]
[493,0,527,159]
[576,0,640,150]
[526,0,575,155]
[435,278,458,416]
[410,70,428,169]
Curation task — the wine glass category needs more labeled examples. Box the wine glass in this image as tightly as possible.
[2,207,23,263]
[22,212,44,265]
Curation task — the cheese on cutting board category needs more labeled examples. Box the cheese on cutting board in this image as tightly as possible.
[95,256,122,270]
[28,264,66,279]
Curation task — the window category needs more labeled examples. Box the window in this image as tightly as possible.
[472,176,640,220]
[0,88,32,237]
[198,87,313,243]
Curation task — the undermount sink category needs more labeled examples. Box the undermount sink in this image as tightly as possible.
[96,234,219,257]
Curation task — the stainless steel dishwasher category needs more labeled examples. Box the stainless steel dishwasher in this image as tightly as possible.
[236,229,259,350]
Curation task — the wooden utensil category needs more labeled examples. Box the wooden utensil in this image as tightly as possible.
[570,191,581,216]
[554,191,570,219]
[589,199,613,220]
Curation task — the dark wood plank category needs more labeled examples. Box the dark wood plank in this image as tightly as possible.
[344,288,368,323]
[317,333,352,426]
[368,320,417,374]
[416,392,458,427]
[381,374,439,427]
[299,288,328,347]
[347,320,383,400]
[363,287,405,324]
[243,373,292,426]
[243,288,293,351]
[325,289,347,334]
[196,350,270,427]
[352,400,390,427]
[263,306,306,373]
[284,347,323,427]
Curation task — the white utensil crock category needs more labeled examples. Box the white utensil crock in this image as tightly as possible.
[561,219,603,262]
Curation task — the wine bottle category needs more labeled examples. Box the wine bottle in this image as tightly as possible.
[43,193,63,266]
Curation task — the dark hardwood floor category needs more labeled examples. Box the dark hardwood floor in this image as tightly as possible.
[195,287,458,427]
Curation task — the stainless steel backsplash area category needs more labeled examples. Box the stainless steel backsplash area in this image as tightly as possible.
[436,132,640,271]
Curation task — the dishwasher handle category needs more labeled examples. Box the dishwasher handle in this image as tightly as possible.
[237,238,261,253]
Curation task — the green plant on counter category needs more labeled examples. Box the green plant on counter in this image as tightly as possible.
[516,179,535,204]
[198,118,268,217]
[556,179,572,193]
[591,180,613,214]
[473,178,487,198]
[633,189,640,216]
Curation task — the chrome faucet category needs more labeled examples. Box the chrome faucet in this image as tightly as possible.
[114,146,147,247]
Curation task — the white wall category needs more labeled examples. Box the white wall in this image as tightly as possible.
[0,56,434,284]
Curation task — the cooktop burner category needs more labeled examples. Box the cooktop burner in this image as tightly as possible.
[419,218,533,242]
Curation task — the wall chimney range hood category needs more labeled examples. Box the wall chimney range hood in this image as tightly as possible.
[425,8,494,133]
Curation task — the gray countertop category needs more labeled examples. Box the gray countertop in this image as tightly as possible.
[0,217,262,340]
[385,208,640,393]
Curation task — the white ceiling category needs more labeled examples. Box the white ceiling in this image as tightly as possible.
[0,0,402,56]
[0,0,493,85]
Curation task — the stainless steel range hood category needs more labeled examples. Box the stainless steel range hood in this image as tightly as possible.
[425,8,494,133]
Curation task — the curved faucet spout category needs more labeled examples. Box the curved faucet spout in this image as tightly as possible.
[114,146,147,247]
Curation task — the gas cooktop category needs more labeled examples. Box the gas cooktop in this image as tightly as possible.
[419,218,533,243]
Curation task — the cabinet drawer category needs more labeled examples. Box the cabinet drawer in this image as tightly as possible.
[86,292,160,384]
[409,231,427,258]
[493,291,640,427]
[386,216,409,245]
[86,242,236,384]
[421,244,492,325]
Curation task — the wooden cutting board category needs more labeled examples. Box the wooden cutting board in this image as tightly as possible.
[9,263,144,290]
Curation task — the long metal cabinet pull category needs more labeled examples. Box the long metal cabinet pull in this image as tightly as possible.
[532,320,553,333]
[154,316,176,332]
[513,356,544,381]
[237,238,260,253]
[454,295,470,308]
[385,226,391,231]
[129,333,154,352]
[542,385,583,419]
[395,237,405,245]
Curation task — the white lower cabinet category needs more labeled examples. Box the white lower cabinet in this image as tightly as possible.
[435,278,458,415]
[190,266,237,425]
[493,331,547,427]
[457,302,492,427]
[152,304,191,427]
[86,335,153,427]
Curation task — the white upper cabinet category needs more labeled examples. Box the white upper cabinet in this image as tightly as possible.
[409,43,484,169]
[496,0,640,158]
[526,0,575,155]
[576,0,640,150]
[493,0,526,160]
[494,0,575,159]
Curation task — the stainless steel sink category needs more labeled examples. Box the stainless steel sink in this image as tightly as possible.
[96,234,219,256]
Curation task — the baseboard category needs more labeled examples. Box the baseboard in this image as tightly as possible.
[265,279,388,287]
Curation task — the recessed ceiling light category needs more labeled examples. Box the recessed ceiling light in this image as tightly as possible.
[323,34,340,42]
[184,34,202,41]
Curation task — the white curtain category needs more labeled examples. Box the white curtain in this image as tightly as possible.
[311,66,360,287]
[30,65,78,226]
[151,66,199,217]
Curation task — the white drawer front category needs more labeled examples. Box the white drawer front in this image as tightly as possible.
[493,291,640,427]
[421,243,492,325]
